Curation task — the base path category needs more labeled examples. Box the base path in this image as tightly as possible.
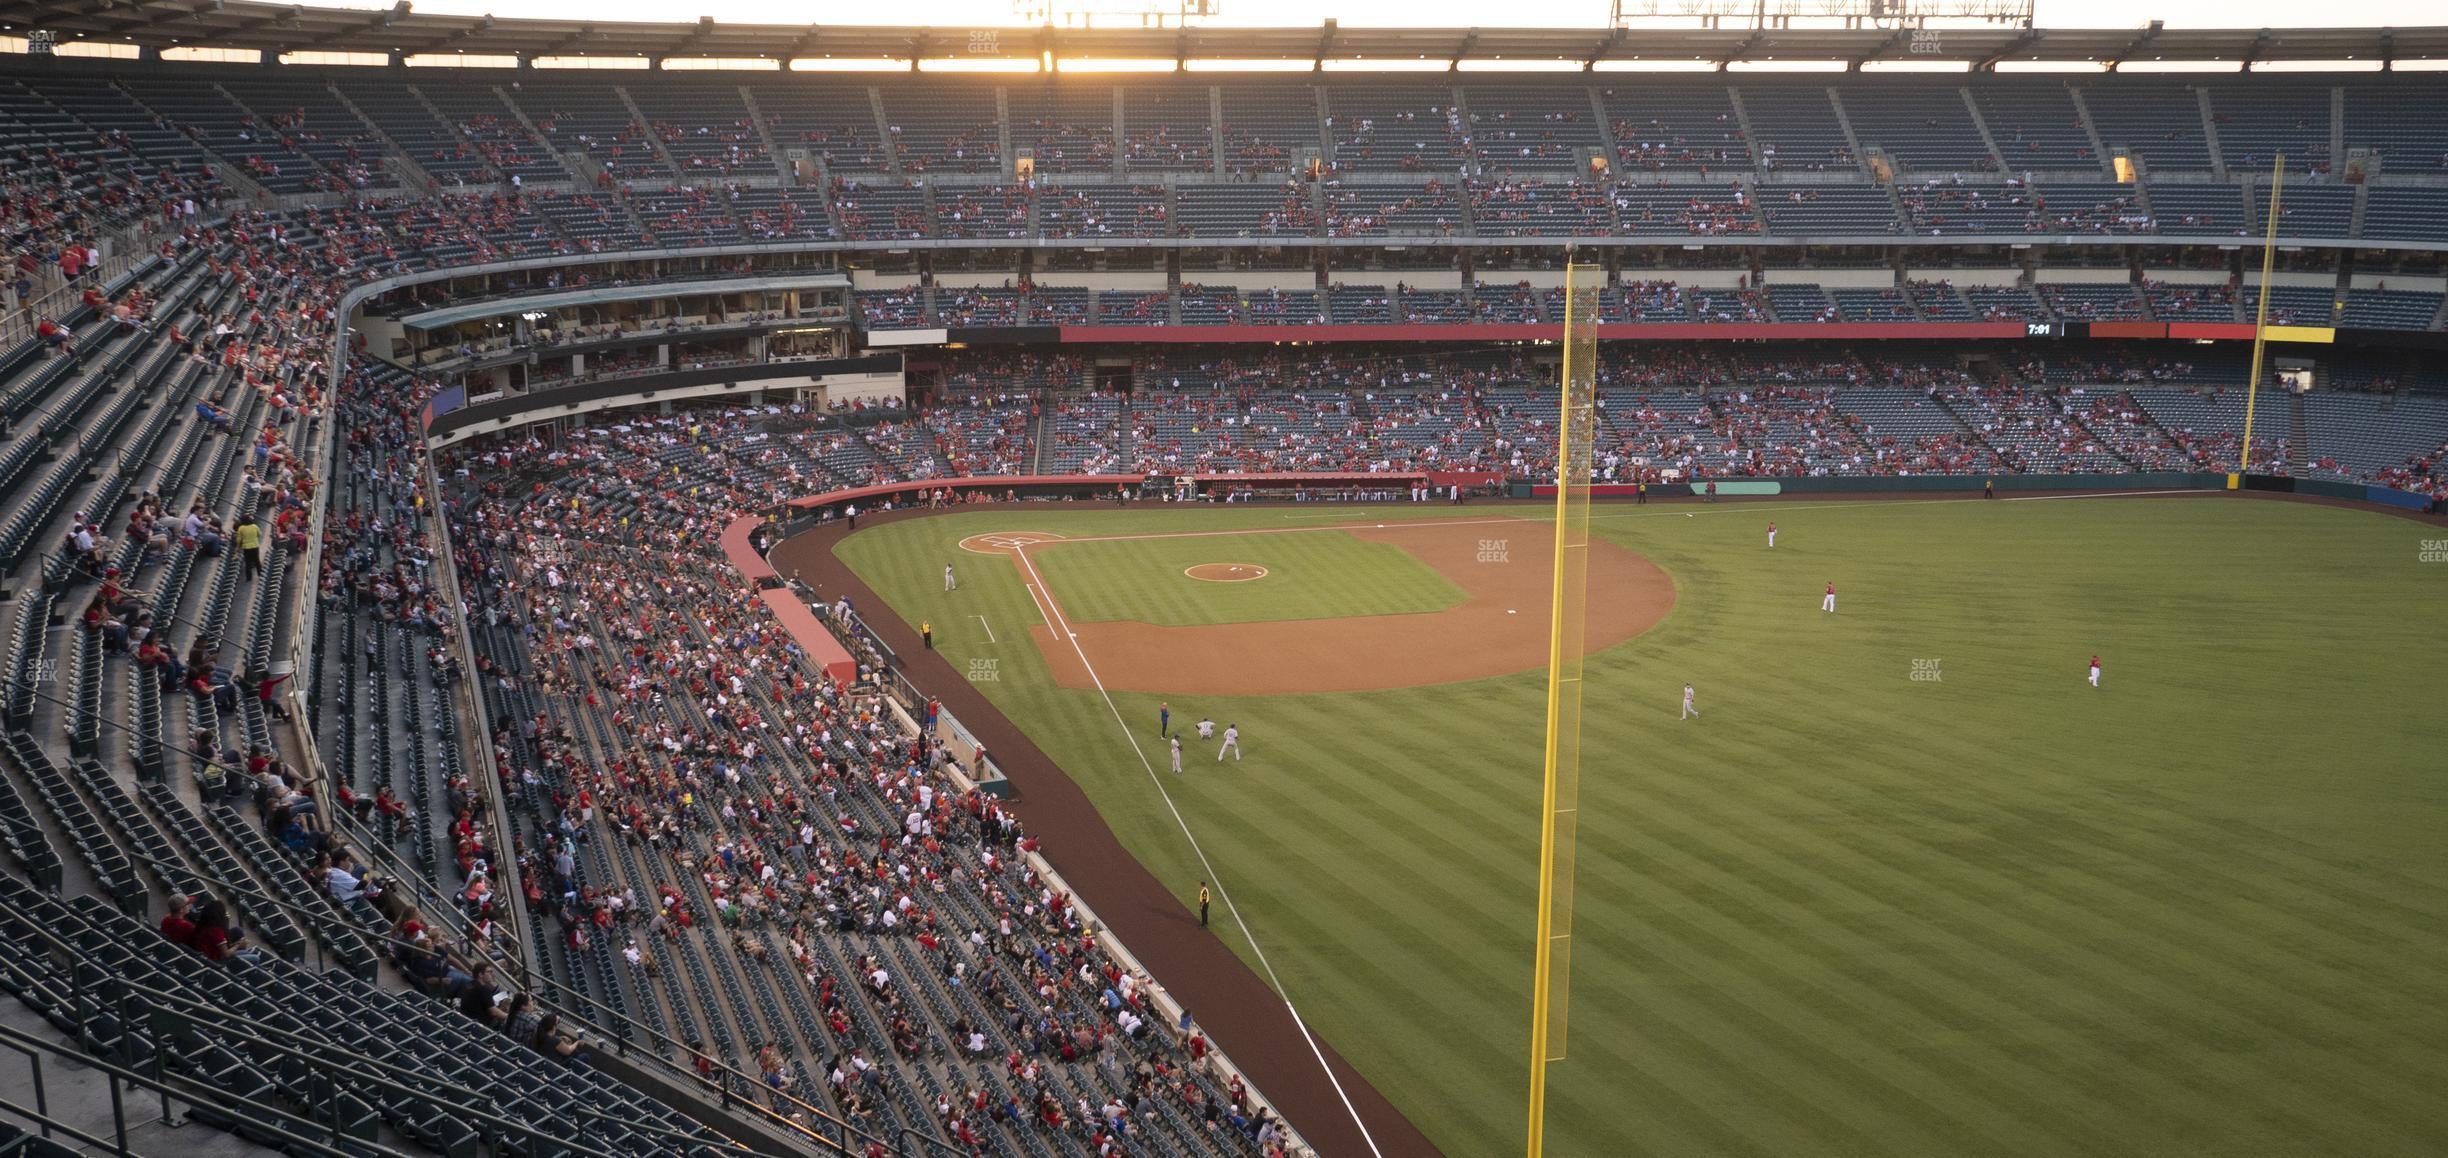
[770,506,1447,1158]
[1006,518,1674,696]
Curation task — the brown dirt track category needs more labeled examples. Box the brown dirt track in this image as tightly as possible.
[1007,518,1675,696]
[771,505,1452,1158]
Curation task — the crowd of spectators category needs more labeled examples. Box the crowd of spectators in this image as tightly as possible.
[18,66,2448,1158]
[433,407,1302,1152]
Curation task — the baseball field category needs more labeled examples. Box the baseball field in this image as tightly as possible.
[822,494,2448,1158]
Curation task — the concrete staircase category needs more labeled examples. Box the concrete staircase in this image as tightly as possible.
[2288,389,2310,479]
[2066,85,2115,178]
[612,86,684,177]
[323,82,441,195]
[736,85,790,184]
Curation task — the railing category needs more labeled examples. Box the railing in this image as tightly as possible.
[0,1015,399,1158]
[1,250,153,353]
[0,658,516,986]
[412,460,538,985]
[84,849,966,1157]
[766,527,1315,1158]
[0,888,664,1158]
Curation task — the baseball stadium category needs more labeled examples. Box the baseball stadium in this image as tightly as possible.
[0,1,2440,1156]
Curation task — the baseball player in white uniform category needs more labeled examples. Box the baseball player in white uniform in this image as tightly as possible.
[944,564,957,592]
[2088,654,2101,688]
[1822,581,1837,613]
[1681,684,1699,720]
[1169,737,1183,774]
[1217,725,1241,761]
[1767,522,1777,549]
[1196,717,1215,740]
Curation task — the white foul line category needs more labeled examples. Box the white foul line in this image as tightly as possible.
[972,614,996,643]
[1006,542,1389,1158]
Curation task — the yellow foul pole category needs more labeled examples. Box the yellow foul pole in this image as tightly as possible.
[1528,259,1597,1158]
[2238,153,2285,483]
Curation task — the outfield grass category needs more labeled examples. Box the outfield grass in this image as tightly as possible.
[837,497,2448,1158]
[1024,528,1466,626]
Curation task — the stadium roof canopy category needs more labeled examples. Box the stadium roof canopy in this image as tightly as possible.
[6,2,2448,71]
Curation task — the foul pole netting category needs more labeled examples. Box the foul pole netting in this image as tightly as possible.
[1526,258,1599,1157]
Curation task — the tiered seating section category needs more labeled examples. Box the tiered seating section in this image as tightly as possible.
[5,54,2448,1158]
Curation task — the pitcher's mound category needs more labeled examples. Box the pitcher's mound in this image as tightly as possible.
[1186,563,1270,583]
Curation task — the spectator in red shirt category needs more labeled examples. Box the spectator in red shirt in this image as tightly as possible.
[159,894,198,949]
[34,317,73,357]
[188,898,234,960]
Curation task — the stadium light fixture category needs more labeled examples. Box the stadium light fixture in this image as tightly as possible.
[916,57,1041,71]
[2251,59,2383,72]
[1992,58,2107,71]
[1449,59,1586,71]
[1320,57,1449,71]
[533,54,650,69]
[2118,59,2243,72]
[1054,57,1175,71]
[1858,58,1971,71]
[1590,59,1719,71]
[1181,58,1311,71]
[790,57,911,71]
[281,51,390,66]
[662,56,779,70]
[1725,58,1850,71]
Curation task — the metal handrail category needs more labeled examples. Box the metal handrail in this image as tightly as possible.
[5,657,519,985]
[411,458,538,984]
[95,847,959,1158]
[0,886,707,1158]
[0,1015,420,1158]
[0,210,185,348]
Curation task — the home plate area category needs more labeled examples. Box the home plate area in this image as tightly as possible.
[958,531,1065,554]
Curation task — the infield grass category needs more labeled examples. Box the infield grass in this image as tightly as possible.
[1024,527,1466,626]
[836,496,2448,1158]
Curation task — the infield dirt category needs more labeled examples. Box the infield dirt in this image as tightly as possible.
[992,517,1675,696]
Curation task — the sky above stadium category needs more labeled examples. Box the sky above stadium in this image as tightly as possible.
[362,0,2430,30]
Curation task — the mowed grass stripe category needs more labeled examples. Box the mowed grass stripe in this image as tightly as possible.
[1612,769,2308,1147]
[1645,692,2448,1019]
[1743,696,2448,1046]
[1155,786,1527,1109]
[1561,903,2024,1155]
[835,500,2448,1158]
[1649,767,2448,1143]
[1580,796,2158,1149]
[1702,698,2448,1031]
[1784,810,2448,1149]
[1571,773,2141,1151]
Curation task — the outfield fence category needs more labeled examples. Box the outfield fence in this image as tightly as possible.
[1520,471,2440,512]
